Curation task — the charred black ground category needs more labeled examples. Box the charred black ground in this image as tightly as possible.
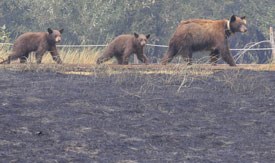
[0,66,275,162]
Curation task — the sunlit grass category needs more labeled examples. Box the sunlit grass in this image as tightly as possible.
[1,46,275,76]
[63,71,94,75]
[0,47,9,62]
[39,48,114,65]
[51,48,101,65]
[0,47,115,65]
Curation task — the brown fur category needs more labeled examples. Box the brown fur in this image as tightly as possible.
[161,15,247,66]
[97,33,150,65]
[0,28,64,64]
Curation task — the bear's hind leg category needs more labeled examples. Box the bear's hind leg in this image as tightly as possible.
[161,47,178,65]
[180,48,192,65]
[2,52,22,64]
[97,55,112,65]
[115,55,123,65]
[35,49,46,64]
[209,49,219,66]
[122,49,132,65]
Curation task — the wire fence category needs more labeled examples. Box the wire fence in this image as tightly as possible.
[1,41,274,64]
[0,41,274,51]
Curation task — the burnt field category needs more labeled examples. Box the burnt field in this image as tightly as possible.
[1,64,275,162]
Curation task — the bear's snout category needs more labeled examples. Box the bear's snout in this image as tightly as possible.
[140,40,147,46]
[55,36,62,43]
[240,25,248,33]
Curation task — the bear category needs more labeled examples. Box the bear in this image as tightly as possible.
[96,33,150,65]
[0,28,64,64]
[161,15,247,66]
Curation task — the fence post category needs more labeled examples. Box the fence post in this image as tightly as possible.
[270,27,275,63]
[133,55,139,64]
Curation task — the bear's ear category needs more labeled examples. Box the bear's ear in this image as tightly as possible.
[134,33,139,38]
[47,28,53,34]
[230,15,236,23]
[146,34,150,39]
[59,29,64,34]
[241,16,247,24]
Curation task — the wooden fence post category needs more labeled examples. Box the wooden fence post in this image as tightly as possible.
[133,54,139,64]
[270,27,275,63]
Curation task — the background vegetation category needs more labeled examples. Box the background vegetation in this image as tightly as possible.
[0,0,274,63]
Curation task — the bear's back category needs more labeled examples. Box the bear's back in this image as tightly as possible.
[170,19,227,51]
[112,35,133,44]
[108,34,134,50]
[177,19,226,33]
[13,32,48,52]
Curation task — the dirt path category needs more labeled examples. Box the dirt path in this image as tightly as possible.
[0,65,275,162]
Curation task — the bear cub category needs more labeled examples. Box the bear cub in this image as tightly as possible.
[0,28,64,64]
[97,33,150,65]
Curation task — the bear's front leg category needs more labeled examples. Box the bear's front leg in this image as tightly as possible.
[122,56,129,65]
[50,52,62,64]
[136,53,149,65]
[50,47,62,64]
[219,45,236,66]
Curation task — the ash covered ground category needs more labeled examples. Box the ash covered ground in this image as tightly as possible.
[1,66,275,162]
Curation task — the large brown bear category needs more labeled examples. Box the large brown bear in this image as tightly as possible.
[0,28,64,64]
[161,15,247,66]
[97,33,150,65]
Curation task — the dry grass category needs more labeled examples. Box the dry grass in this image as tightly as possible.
[0,48,114,65]
[1,47,275,79]
[213,69,271,94]
[0,48,9,62]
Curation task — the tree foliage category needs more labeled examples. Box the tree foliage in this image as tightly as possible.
[0,0,274,62]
